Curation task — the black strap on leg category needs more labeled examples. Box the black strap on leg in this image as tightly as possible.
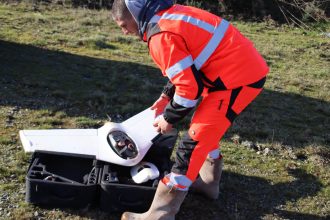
[247,77,266,89]
[225,77,266,123]
[200,74,227,93]
[226,87,242,123]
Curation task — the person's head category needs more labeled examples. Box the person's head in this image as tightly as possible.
[112,0,146,36]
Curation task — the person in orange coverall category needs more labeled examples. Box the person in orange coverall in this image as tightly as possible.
[112,1,269,219]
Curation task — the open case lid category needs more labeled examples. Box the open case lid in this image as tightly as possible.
[19,108,159,166]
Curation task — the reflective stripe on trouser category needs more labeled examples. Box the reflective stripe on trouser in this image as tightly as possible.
[161,149,222,191]
[163,77,265,191]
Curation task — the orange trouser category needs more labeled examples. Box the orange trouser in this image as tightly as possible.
[162,77,266,191]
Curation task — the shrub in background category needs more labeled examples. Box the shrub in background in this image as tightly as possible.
[3,0,328,23]
[177,0,328,23]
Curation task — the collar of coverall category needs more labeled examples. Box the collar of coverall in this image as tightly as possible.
[124,0,173,39]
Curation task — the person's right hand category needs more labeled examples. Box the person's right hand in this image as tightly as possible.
[150,94,170,117]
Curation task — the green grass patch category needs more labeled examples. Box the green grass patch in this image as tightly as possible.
[74,116,101,128]
[0,136,14,145]
[0,2,329,219]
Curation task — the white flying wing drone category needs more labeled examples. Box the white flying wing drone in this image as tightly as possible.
[19,108,160,166]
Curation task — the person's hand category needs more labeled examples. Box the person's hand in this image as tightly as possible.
[153,115,173,134]
[150,94,170,117]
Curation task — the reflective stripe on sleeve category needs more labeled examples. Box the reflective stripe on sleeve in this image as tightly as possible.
[194,19,229,70]
[165,55,193,80]
[174,93,198,108]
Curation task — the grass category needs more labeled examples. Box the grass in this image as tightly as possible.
[0,2,329,220]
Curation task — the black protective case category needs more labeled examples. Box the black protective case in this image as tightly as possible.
[25,130,178,212]
[25,151,101,208]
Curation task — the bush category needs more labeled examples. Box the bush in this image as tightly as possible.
[71,0,112,9]
[177,0,328,23]
[6,0,328,23]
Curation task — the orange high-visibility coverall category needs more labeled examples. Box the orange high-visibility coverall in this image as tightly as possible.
[145,4,269,190]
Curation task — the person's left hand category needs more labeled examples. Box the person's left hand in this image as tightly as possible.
[153,115,173,134]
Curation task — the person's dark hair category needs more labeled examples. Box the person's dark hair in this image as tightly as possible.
[112,0,132,20]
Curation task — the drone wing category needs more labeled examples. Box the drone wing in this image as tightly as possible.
[19,128,99,157]
[121,107,159,144]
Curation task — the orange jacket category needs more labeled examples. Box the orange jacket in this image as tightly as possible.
[146,4,269,111]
